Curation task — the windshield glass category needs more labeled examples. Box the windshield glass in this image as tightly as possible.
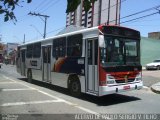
[100,36,140,67]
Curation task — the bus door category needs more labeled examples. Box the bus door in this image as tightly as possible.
[42,46,51,83]
[86,38,98,94]
[20,49,26,76]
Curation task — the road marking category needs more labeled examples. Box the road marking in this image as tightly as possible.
[1,75,99,114]
[0,100,63,107]
[24,85,99,114]
[0,82,16,84]
[28,87,99,114]
[2,75,17,82]
[2,88,35,92]
[143,86,149,89]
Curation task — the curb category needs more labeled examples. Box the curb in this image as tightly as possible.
[151,86,160,94]
[151,83,160,94]
[143,86,149,89]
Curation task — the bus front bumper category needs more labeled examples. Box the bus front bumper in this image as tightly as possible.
[99,81,143,96]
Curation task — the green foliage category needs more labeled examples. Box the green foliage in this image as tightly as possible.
[66,0,97,13]
[0,0,32,22]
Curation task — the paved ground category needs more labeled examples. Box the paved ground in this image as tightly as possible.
[0,64,160,120]
[142,70,160,94]
[142,70,160,87]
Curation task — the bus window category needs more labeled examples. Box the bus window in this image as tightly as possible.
[53,37,66,57]
[67,34,82,57]
[33,42,41,58]
[26,44,33,58]
[17,47,20,58]
[21,50,25,62]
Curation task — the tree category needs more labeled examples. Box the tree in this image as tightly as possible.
[66,0,97,13]
[0,0,32,22]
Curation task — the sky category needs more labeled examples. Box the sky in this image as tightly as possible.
[0,0,160,44]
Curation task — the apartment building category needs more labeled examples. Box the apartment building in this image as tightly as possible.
[66,0,121,28]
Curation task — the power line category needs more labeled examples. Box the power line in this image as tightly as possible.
[34,0,51,11]
[101,0,127,13]
[10,1,160,42]
[47,26,65,35]
[30,24,43,37]
[108,4,160,24]
[67,0,126,27]
[40,0,61,13]
[28,12,50,39]
[120,11,159,24]
[36,0,61,13]
[120,5,160,20]
[46,4,160,37]
[28,26,65,42]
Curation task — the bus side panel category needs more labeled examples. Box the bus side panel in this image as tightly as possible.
[50,57,85,90]
[50,58,68,88]
[16,57,21,74]
[25,58,42,80]
[51,72,68,88]
[32,69,43,81]
[79,76,86,93]
[25,58,42,70]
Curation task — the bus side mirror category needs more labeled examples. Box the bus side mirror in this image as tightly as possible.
[99,35,105,48]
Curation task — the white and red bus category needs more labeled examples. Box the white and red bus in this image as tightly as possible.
[0,53,3,68]
[16,25,143,96]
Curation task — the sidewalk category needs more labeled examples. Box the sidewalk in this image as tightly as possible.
[151,82,160,94]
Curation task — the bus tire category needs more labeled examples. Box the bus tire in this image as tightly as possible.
[27,70,32,83]
[69,77,81,97]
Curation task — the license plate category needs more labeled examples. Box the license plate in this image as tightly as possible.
[123,85,130,90]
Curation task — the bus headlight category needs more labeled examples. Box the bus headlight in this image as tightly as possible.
[135,72,142,81]
[107,74,115,84]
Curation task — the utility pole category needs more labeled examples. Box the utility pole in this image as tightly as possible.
[28,12,50,39]
[0,38,1,42]
[23,34,25,44]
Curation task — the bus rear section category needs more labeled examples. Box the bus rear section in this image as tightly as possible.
[98,25,143,96]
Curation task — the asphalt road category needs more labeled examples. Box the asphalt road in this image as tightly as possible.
[0,64,160,120]
[142,70,160,87]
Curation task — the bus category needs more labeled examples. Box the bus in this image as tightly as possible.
[0,53,3,68]
[0,44,4,68]
[16,25,143,96]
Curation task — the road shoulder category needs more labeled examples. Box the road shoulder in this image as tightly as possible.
[151,82,160,94]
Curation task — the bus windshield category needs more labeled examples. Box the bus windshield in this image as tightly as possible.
[100,36,140,67]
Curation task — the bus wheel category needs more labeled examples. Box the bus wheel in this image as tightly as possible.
[27,70,32,83]
[69,80,81,97]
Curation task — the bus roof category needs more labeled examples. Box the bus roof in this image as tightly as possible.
[18,25,140,47]
[18,26,99,47]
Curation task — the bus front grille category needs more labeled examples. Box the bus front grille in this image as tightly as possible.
[115,78,135,84]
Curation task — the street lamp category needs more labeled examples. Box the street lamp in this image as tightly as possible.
[13,36,21,41]
[30,24,43,38]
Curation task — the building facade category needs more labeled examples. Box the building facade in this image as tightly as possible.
[141,37,160,66]
[148,32,160,40]
[66,0,121,28]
